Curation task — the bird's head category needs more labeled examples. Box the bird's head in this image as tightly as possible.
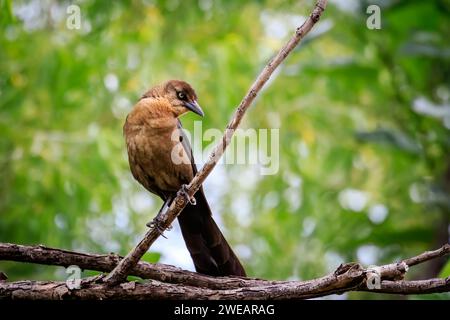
[161,80,204,117]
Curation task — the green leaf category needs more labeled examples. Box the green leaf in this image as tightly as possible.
[0,0,15,25]
[126,276,142,282]
[142,252,161,264]
[439,260,450,278]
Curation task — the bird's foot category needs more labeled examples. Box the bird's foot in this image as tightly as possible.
[178,184,196,205]
[146,216,171,238]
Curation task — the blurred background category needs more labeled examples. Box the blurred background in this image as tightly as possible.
[0,0,449,299]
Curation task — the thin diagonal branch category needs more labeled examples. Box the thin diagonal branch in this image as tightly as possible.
[103,0,329,286]
[403,243,450,266]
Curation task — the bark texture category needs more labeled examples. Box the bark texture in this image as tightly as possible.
[0,243,448,299]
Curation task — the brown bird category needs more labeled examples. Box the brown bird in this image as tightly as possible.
[123,80,246,277]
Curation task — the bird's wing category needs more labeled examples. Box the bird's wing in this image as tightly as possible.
[177,120,198,176]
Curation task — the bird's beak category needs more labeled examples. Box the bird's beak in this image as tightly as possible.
[184,100,204,117]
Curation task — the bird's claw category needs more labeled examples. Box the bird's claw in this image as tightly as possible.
[146,217,171,238]
[179,184,196,205]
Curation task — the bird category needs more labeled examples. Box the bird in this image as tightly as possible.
[123,79,246,277]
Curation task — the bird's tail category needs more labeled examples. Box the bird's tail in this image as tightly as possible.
[177,189,246,277]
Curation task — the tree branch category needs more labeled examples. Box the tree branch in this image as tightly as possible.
[103,0,329,286]
[1,243,449,299]
[0,243,272,290]
[362,279,450,295]
[2,277,448,300]
[1,271,448,300]
[403,244,450,266]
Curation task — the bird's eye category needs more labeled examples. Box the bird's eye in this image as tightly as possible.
[177,91,186,100]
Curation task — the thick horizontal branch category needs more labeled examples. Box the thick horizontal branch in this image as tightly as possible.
[1,275,448,300]
[0,243,272,290]
[362,278,450,295]
[1,243,449,299]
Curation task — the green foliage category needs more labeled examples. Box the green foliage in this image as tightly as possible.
[142,252,161,264]
[0,0,448,299]
[0,0,15,25]
[440,260,450,278]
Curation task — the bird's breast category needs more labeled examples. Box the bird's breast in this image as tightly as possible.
[125,123,194,195]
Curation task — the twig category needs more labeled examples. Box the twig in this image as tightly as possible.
[103,0,329,287]
[403,243,450,267]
